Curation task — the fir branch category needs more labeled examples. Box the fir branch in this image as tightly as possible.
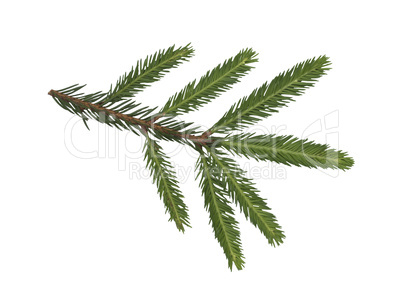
[209,148,285,246]
[196,150,245,270]
[210,55,331,134]
[159,48,258,117]
[49,45,354,271]
[216,133,354,170]
[143,135,190,231]
[101,44,194,104]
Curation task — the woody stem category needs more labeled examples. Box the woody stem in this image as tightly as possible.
[48,89,213,145]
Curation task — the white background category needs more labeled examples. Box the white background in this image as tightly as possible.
[1,1,401,287]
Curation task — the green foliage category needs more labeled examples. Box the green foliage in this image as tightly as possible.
[143,135,190,231]
[159,48,258,117]
[103,44,194,104]
[196,150,245,270]
[209,148,285,246]
[49,44,354,270]
[210,56,331,134]
[216,133,354,170]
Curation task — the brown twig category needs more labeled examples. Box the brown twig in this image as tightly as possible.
[150,112,165,124]
[48,89,213,145]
